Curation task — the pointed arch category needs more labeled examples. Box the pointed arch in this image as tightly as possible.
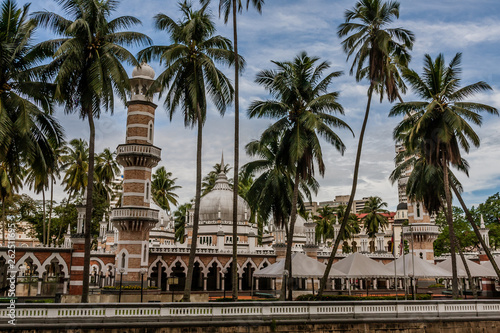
[41,253,69,277]
[202,257,222,275]
[258,258,272,270]
[149,256,169,276]
[169,256,188,272]
[239,257,258,275]
[16,253,43,278]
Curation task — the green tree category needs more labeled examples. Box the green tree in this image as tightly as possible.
[151,166,181,213]
[173,202,192,243]
[201,159,232,196]
[390,53,498,297]
[314,205,335,244]
[320,0,414,296]
[61,139,89,201]
[360,196,388,240]
[335,204,360,243]
[138,1,236,302]
[94,148,120,204]
[249,52,351,300]
[205,0,264,302]
[34,0,150,302]
[0,0,64,245]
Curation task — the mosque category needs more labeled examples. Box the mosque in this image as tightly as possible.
[0,64,494,298]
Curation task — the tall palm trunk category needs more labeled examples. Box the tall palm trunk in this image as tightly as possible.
[319,83,374,296]
[442,199,477,298]
[42,190,46,245]
[47,176,54,244]
[442,158,459,298]
[451,182,500,280]
[281,170,300,301]
[231,0,240,301]
[183,104,203,302]
[82,109,95,303]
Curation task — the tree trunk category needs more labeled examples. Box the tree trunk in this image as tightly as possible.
[47,176,54,244]
[318,83,374,297]
[231,0,239,302]
[42,190,46,245]
[441,200,477,298]
[182,105,203,302]
[281,170,300,301]
[451,182,500,280]
[442,159,459,298]
[82,108,95,303]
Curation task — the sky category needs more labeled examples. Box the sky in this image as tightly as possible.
[19,0,500,211]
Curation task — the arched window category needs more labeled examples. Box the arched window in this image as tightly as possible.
[416,203,421,218]
[145,182,150,201]
[149,123,153,142]
[121,253,126,269]
[143,244,147,262]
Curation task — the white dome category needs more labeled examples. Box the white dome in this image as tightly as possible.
[198,172,249,222]
[293,215,307,234]
[132,63,155,79]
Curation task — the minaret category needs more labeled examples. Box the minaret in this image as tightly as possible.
[111,63,161,283]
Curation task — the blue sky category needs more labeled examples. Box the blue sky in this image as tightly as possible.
[21,0,500,210]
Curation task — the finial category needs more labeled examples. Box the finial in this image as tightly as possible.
[66,224,71,234]
[480,214,486,228]
[335,215,339,225]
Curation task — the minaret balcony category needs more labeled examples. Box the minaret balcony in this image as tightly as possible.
[111,207,159,222]
[116,143,161,168]
[402,224,439,235]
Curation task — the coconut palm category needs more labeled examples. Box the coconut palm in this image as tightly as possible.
[201,159,232,196]
[138,1,237,301]
[25,163,50,244]
[249,52,351,300]
[94,148,120,203]
[61,139,89,202]
[390,53,498,297]
[174,202,192,243]
[0,0,64,245]
[335,205,361,243]
[33,0,151,302]
[319,0,414,296]
[46,141,68,245]
[313,205,335,244]
[151,166,181,213]
[203,0,264,301]
[360,196,389,240]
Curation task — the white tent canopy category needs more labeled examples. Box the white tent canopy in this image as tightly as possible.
[253,253,346,278]
[437,255,497,278]
[480,257,500,277]
[388,254,452,278]
[331,252,394,278]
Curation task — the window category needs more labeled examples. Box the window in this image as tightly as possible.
[149,123,153,142]
[416,203,421,218]
[143,244,147,262]
[121,253,126,269]
[145,182,150,201]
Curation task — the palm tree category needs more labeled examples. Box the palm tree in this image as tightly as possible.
[34,0,150,302]
[319,0,414,296]
[204,0,264,302]
[61,139,89,202]
[249,52,351,300]
[360,196,389,242]
[390,53,498,297]
[201,160,232,196]
[0,0,64,245]
[174,202,192,243]
[335,205,361,245]
[138,1,236,301]
[25,163,49,244]
[95,148,120,203]
[151,166,181,213]
[47,141,68,245]
[314,205,335,244]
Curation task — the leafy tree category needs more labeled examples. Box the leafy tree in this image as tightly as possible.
[360,196,388,240]
[138,1,236,302]
[320,0,414,296]
[151,166,181,213]
[335,204,360,243]
[314,205,335,244]
[390,53,498,297]
[205,0,264,302]
[34,0,151,302]
[434,207,476,257]
[249,52,351,300]
[173,202,192,243]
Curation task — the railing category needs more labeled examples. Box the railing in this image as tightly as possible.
[111,208,159,221]
[2,300,499,328]
[403,225,440,234]
[117,144,161,158]
[149,246,276,256]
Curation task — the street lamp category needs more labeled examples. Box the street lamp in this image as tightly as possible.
[222,268,227,300]
[118,268,125,303]
[140,268,147,303]
[283,269,289,301]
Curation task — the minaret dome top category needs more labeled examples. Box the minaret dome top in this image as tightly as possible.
[132,63,155,80]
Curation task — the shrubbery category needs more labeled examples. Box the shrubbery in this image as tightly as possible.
[102,285,158,290]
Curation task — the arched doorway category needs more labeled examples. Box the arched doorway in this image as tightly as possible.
[206,262,219,291]
[170,262,185,291]
[191,262,203,291]
[224,262,235,291]
[258,262,272,291]
[150,262,167,291]
[241,262,255,290]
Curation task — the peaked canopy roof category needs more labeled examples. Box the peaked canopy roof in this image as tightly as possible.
[331,252,394,278]
[388,254,452,278]
[437,255,497,278]
[254,253,346,278]
[480,257,500,278]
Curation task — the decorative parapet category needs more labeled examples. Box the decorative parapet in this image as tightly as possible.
[116,144,161,168]
[111,207,159,221]
[402,224,440,235]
